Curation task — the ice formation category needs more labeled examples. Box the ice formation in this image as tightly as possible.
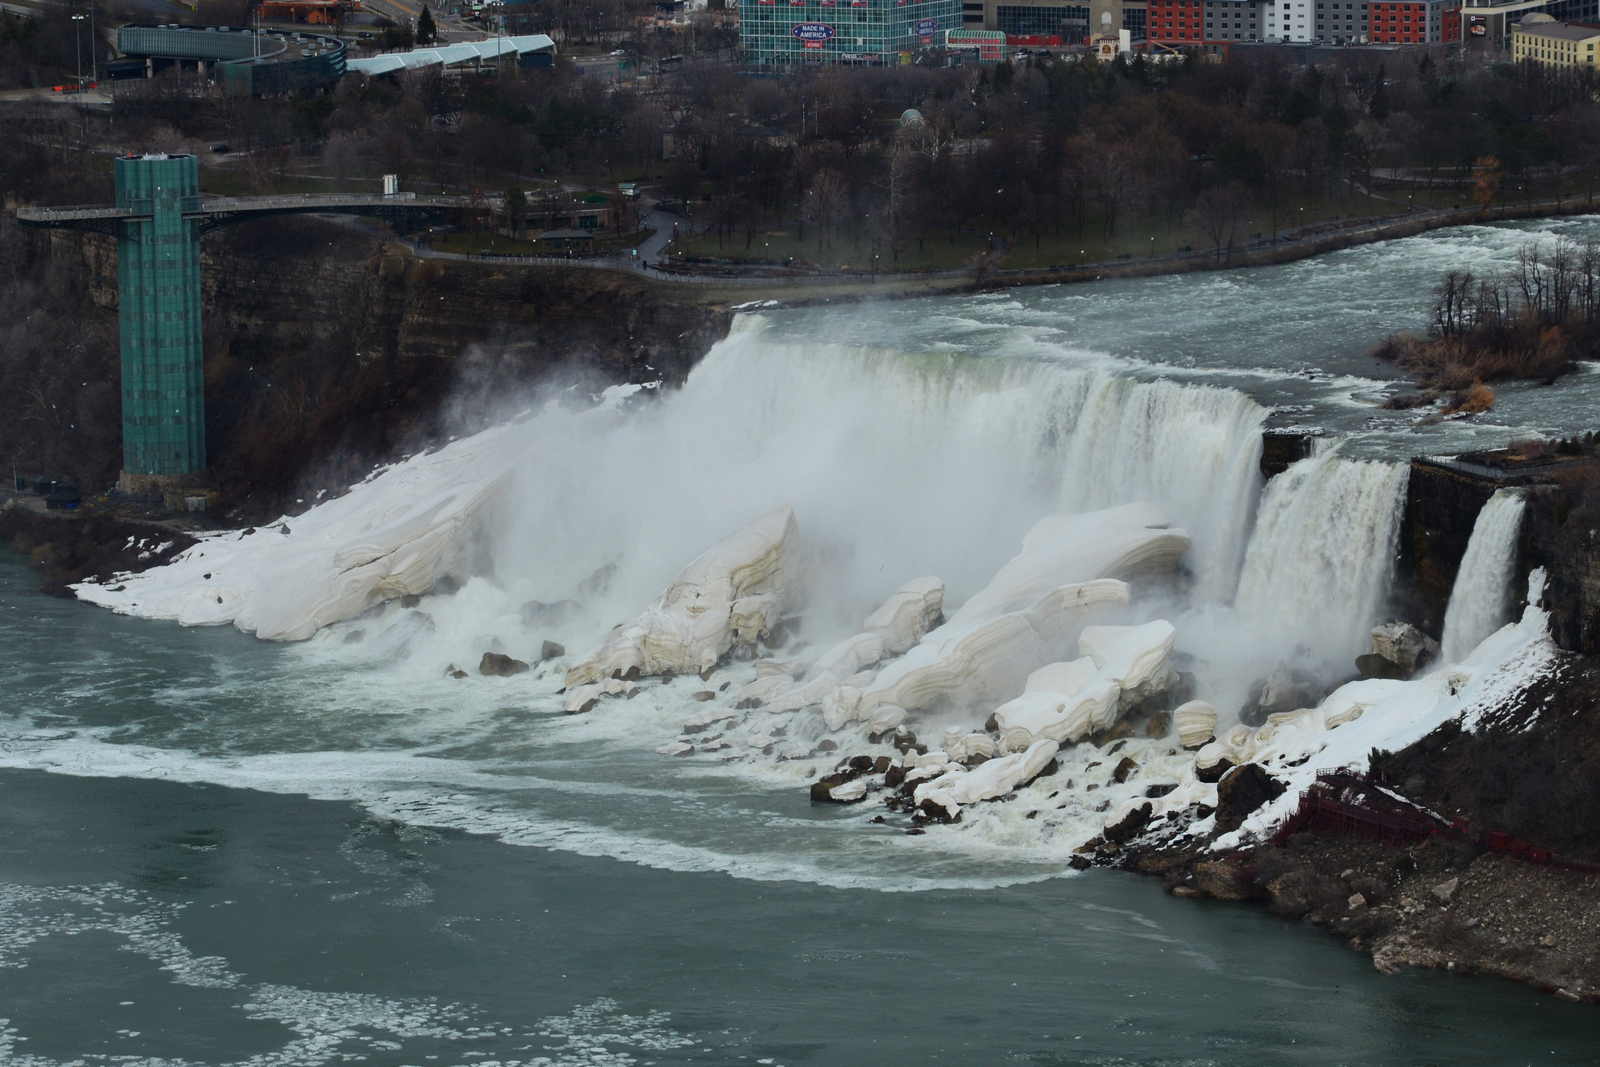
[855,505,1189,718]
[862,577,946,654]
[565,505,803,687]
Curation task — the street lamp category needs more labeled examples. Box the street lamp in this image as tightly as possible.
[71,14,84,107]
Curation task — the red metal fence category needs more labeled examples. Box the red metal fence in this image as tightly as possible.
[1271,770,1600,875]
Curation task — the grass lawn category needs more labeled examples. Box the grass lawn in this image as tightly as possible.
[671,228,990,273]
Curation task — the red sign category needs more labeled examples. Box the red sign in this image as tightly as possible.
[804,38,824,46]
[1005,33,1062,45]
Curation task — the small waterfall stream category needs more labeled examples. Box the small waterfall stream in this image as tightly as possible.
[1441,489,1527,664]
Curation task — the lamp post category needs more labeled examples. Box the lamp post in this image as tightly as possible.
[71,14,84,108]
[88,0,96,85]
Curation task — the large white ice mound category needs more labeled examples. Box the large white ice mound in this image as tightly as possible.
[565,505,803,687]
[73,419,536,641]
[940,739,1061,805]
[863,577,945,655]
[860,581,1130,715]
[857,505,1189,716]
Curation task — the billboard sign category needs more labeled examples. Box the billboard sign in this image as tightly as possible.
[792,22,836,40]
[914,16,938,35]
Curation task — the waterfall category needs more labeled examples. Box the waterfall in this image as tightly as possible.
[1231,446,1411,666]
[1441,489,1527,663]
[488,323,1269,637]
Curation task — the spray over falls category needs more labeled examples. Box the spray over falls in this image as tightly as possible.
[70,316,1484,856]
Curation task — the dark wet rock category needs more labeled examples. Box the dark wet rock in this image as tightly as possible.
[343,629,366,644]
[1145,783,1178,799]
[521,599,583,628]
[848,756,874,772]
[1196,758,1235,784]
[541,640,566,661]
[480,652,530,677]
[1068,854,1092,871]
[818,739,839,751]
[1192,859,1251,901]
[400,594,422,608]
[1095,722,1135,746]
[692,691,716,702]
[1113,756,1139,783]
[444,663,468,679]
[433,575,462,596]
[885,764,907,788]
[1356,652,1411,680]
[873,756,892,774]
[580,562,617,598]
[1214,763,1287,833]
[1144,711,1172,740]
[735,697,763,710]
[1104,802,1154,844]
[699,666,717,681]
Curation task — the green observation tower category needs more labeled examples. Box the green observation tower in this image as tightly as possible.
[18,161,456,502]
[116,153,206,476]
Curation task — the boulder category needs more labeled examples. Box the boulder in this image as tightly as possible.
[1103,801,1154,845]
[1213,763,1287,833]
[1432,877,1460,904]
[563,684,601,714]
[735,673,795,708]
[863,576,946,654]
[1192,859,1251,901]
[1370,620,1440,673]
[1112,756,1138,783]
[1173,701,1217,749]
[566,505,803,687]
[1144,711,1172,740]
[1355,652,1409,681]
[480,652,530,677]
[541,640,566,661]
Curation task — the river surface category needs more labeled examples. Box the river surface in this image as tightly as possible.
[6,219,1600,1065]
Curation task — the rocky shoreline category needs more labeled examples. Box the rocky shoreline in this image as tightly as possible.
[1119,824,1600,1004]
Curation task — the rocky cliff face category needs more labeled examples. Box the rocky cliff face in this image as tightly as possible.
[1524,486,1600,655]
[45,217,731,520]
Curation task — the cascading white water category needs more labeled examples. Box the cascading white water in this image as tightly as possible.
[1231,445,1411,667]
[1440,489,1527,663]
[487,318,1270,643]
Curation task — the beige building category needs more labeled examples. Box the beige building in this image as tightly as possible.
[1511,13,1600,67]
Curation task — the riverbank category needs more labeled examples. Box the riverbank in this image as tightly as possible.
[496,197,1600,308]
[1119,646,1600,1004]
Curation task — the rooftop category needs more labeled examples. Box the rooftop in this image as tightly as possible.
[1516,17,1600,38]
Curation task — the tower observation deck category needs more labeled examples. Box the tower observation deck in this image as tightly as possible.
[18,154,458,490]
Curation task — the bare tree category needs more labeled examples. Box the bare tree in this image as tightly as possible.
[1189,182,1250,265]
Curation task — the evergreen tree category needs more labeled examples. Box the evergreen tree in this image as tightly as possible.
[417,4,437,44]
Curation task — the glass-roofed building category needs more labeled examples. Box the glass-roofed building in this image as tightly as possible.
[739,0,962,65]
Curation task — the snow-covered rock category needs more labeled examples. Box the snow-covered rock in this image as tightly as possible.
[991,680,1121,751]
[829,779,868,803]
[867,706,906,736]
[859,581,1130,716]
[809,632,885,680]
[766,671,840,714]
[566,505,803,687]
[857,505,1188,717]
[1025,658,1098,695]
[735,674,795,706]
[1078,621,1177,702]
[941,739,1059,805]
[821,686,863,730]
[1172,701,1218,749]
[863,576,945,654]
